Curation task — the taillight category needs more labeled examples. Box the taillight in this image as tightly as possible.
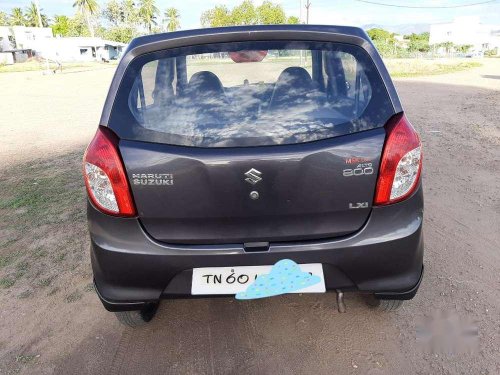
[83,126,136,216]
[374,114,422,205]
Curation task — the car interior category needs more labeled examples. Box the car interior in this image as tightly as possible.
[128,49,373,145]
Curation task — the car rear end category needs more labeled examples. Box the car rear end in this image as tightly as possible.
[83,25,423,320]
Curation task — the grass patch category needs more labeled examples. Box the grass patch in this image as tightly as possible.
[37,276,56,287]
[47,287,59,296]
[0,237,19,250]
[65,290,83,303]
[0,176,81,213]
[16,261,29,272]
[84,283,95,292]
[0,277,15,289]
[18,290,33,299]
[0,251,21,269]
[16,354,39,364]
[385,58,482,77]
[32,249,48,259]
[0,153,88,292]
[14,261,29,279]
[53,253,66,263]
[0,160,84,229]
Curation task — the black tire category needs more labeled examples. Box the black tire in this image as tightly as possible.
[114,303,159,327]
[372,299,404,311]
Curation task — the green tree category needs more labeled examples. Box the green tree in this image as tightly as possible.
[25,2,49,27]
[200,5,231,27]
[52,15,71,36]
[257,1,286,24]
[367,28,398,56]
[103,0,124,26]
[231,0,257,25]
[67,14,91,36]
[138,0,159,33]
[286,15,300,24]
[406,32,430,53]
[100,0,143,41]
[201,1,293,27]
[122,0,139,26]
[10,8,27,26]
[439,41,454,54]
[367,28,395,43]
[0,11,8,26]
[456,44,473,54]
[164,7,180,32]
[101,25,136,43]
[73,0,100,37]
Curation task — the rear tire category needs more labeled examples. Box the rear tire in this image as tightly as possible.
[114,303,159,327]
[367,296,404,311]
[372,299,404,311]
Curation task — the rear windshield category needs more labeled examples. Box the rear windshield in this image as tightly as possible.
[110,41,394,147]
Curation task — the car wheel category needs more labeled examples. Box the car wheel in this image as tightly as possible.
[367,296,404,311]
[114,303,159,327]
[366,295,404,311]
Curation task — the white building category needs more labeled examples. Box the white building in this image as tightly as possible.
[37,37,126,62]
[0,25,54,51]
[0,26,125,63]
[393,34,409,50]
[429,17,500,55]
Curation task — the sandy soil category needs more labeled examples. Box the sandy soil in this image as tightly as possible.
[0,60,499,375]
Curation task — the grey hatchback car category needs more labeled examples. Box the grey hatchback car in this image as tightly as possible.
[83,25,423,327]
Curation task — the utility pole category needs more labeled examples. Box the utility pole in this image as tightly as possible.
[34,0,50,74]
[299,0,303,23]
[305,0,311,24]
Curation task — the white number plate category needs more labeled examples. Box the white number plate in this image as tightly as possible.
[191,263,325,295]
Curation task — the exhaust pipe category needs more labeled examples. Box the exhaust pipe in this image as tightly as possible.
[336,290,346,313]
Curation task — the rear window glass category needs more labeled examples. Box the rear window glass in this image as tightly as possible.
[110,41,393,147]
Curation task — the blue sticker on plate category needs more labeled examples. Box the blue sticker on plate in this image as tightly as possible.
[235,259,321,300]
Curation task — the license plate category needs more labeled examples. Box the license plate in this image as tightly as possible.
[191,263,325,295]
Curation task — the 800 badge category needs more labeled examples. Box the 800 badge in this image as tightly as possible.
[343,163,374,177]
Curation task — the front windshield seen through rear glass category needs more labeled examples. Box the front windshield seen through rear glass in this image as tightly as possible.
[113,41,393,147]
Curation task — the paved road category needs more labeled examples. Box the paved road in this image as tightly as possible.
[1,61,499,375]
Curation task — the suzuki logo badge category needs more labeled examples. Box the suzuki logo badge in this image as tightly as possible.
[244,168,262,185]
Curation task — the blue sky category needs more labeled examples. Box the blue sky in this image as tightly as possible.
[1,0,500,29]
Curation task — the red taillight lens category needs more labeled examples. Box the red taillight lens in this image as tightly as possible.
[374,114,422,205]
[83,126,136,216]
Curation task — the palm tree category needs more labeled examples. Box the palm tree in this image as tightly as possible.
[139,0,159,33]
[25,2,49,27]
[0,11,8,26]
[123,0,138,26]
[164,8,180,32]
[10,7,26,26]
[73,0,99,37]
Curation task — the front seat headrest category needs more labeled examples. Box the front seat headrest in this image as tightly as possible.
[268,67,316,111]
[186,71,225,98]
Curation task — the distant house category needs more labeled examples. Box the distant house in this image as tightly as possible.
[0,26,125,63]
[393,34,409,50]
[38,37,126,62]
[0,25,53,51]
[0,26,51,64]
[429,17,500,55]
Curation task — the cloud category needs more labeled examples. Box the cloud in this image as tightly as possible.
[235,259,321,300]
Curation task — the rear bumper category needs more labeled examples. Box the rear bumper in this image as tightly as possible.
[89,185,424,312]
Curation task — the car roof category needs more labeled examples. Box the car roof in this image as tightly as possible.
[127,24,372,51]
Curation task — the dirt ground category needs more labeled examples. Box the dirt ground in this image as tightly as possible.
[0,60,499,375]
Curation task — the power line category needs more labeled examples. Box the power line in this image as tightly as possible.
[352,0,498,8]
